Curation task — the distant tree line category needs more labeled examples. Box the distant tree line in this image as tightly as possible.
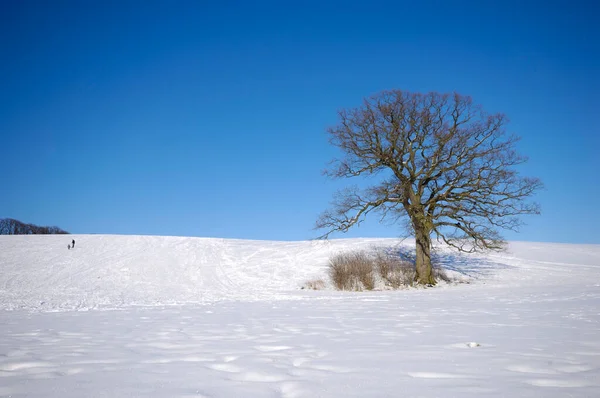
[0,218,69,235]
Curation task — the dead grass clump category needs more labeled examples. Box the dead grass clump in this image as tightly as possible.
[375,251,415,288]
[303,279,326,290]
[329,249,452,290]
[329,252,375,291]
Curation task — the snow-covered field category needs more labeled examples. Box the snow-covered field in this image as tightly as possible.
[1,235,599,397]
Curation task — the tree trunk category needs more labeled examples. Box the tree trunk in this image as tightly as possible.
[414,224,435,285]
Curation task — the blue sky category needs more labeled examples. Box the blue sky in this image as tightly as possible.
[1,0,598,243]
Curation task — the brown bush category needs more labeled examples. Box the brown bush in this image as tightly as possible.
[329,252,375,291]
[375,251,415,288]
[329,249,452,290]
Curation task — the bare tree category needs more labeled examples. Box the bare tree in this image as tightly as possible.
[317,90,542,285]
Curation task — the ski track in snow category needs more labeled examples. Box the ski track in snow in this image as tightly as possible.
[0,235,599,397]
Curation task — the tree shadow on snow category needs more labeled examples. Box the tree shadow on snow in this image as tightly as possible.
[383,246,512,279]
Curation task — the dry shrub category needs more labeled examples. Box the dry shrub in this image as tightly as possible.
[329,249,452,291]
[329,252,375,291]
[303,279,326,290]
[375,251,415,288]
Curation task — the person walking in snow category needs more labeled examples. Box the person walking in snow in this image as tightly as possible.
[72,239,75,248]
[68,244,71,250]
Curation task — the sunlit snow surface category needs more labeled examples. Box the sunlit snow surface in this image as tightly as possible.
[1,235,599,397]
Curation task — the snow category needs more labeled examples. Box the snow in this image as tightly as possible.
[1,235,599,397]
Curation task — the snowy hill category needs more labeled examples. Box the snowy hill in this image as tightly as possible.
[0,235,405,311]
[1,234,599,312]
[1,235,599,397]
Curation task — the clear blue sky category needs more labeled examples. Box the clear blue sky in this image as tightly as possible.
[1,0,598,243]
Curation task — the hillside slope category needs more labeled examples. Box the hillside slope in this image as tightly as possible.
[1,235,598,311]
[0,235,395,310]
